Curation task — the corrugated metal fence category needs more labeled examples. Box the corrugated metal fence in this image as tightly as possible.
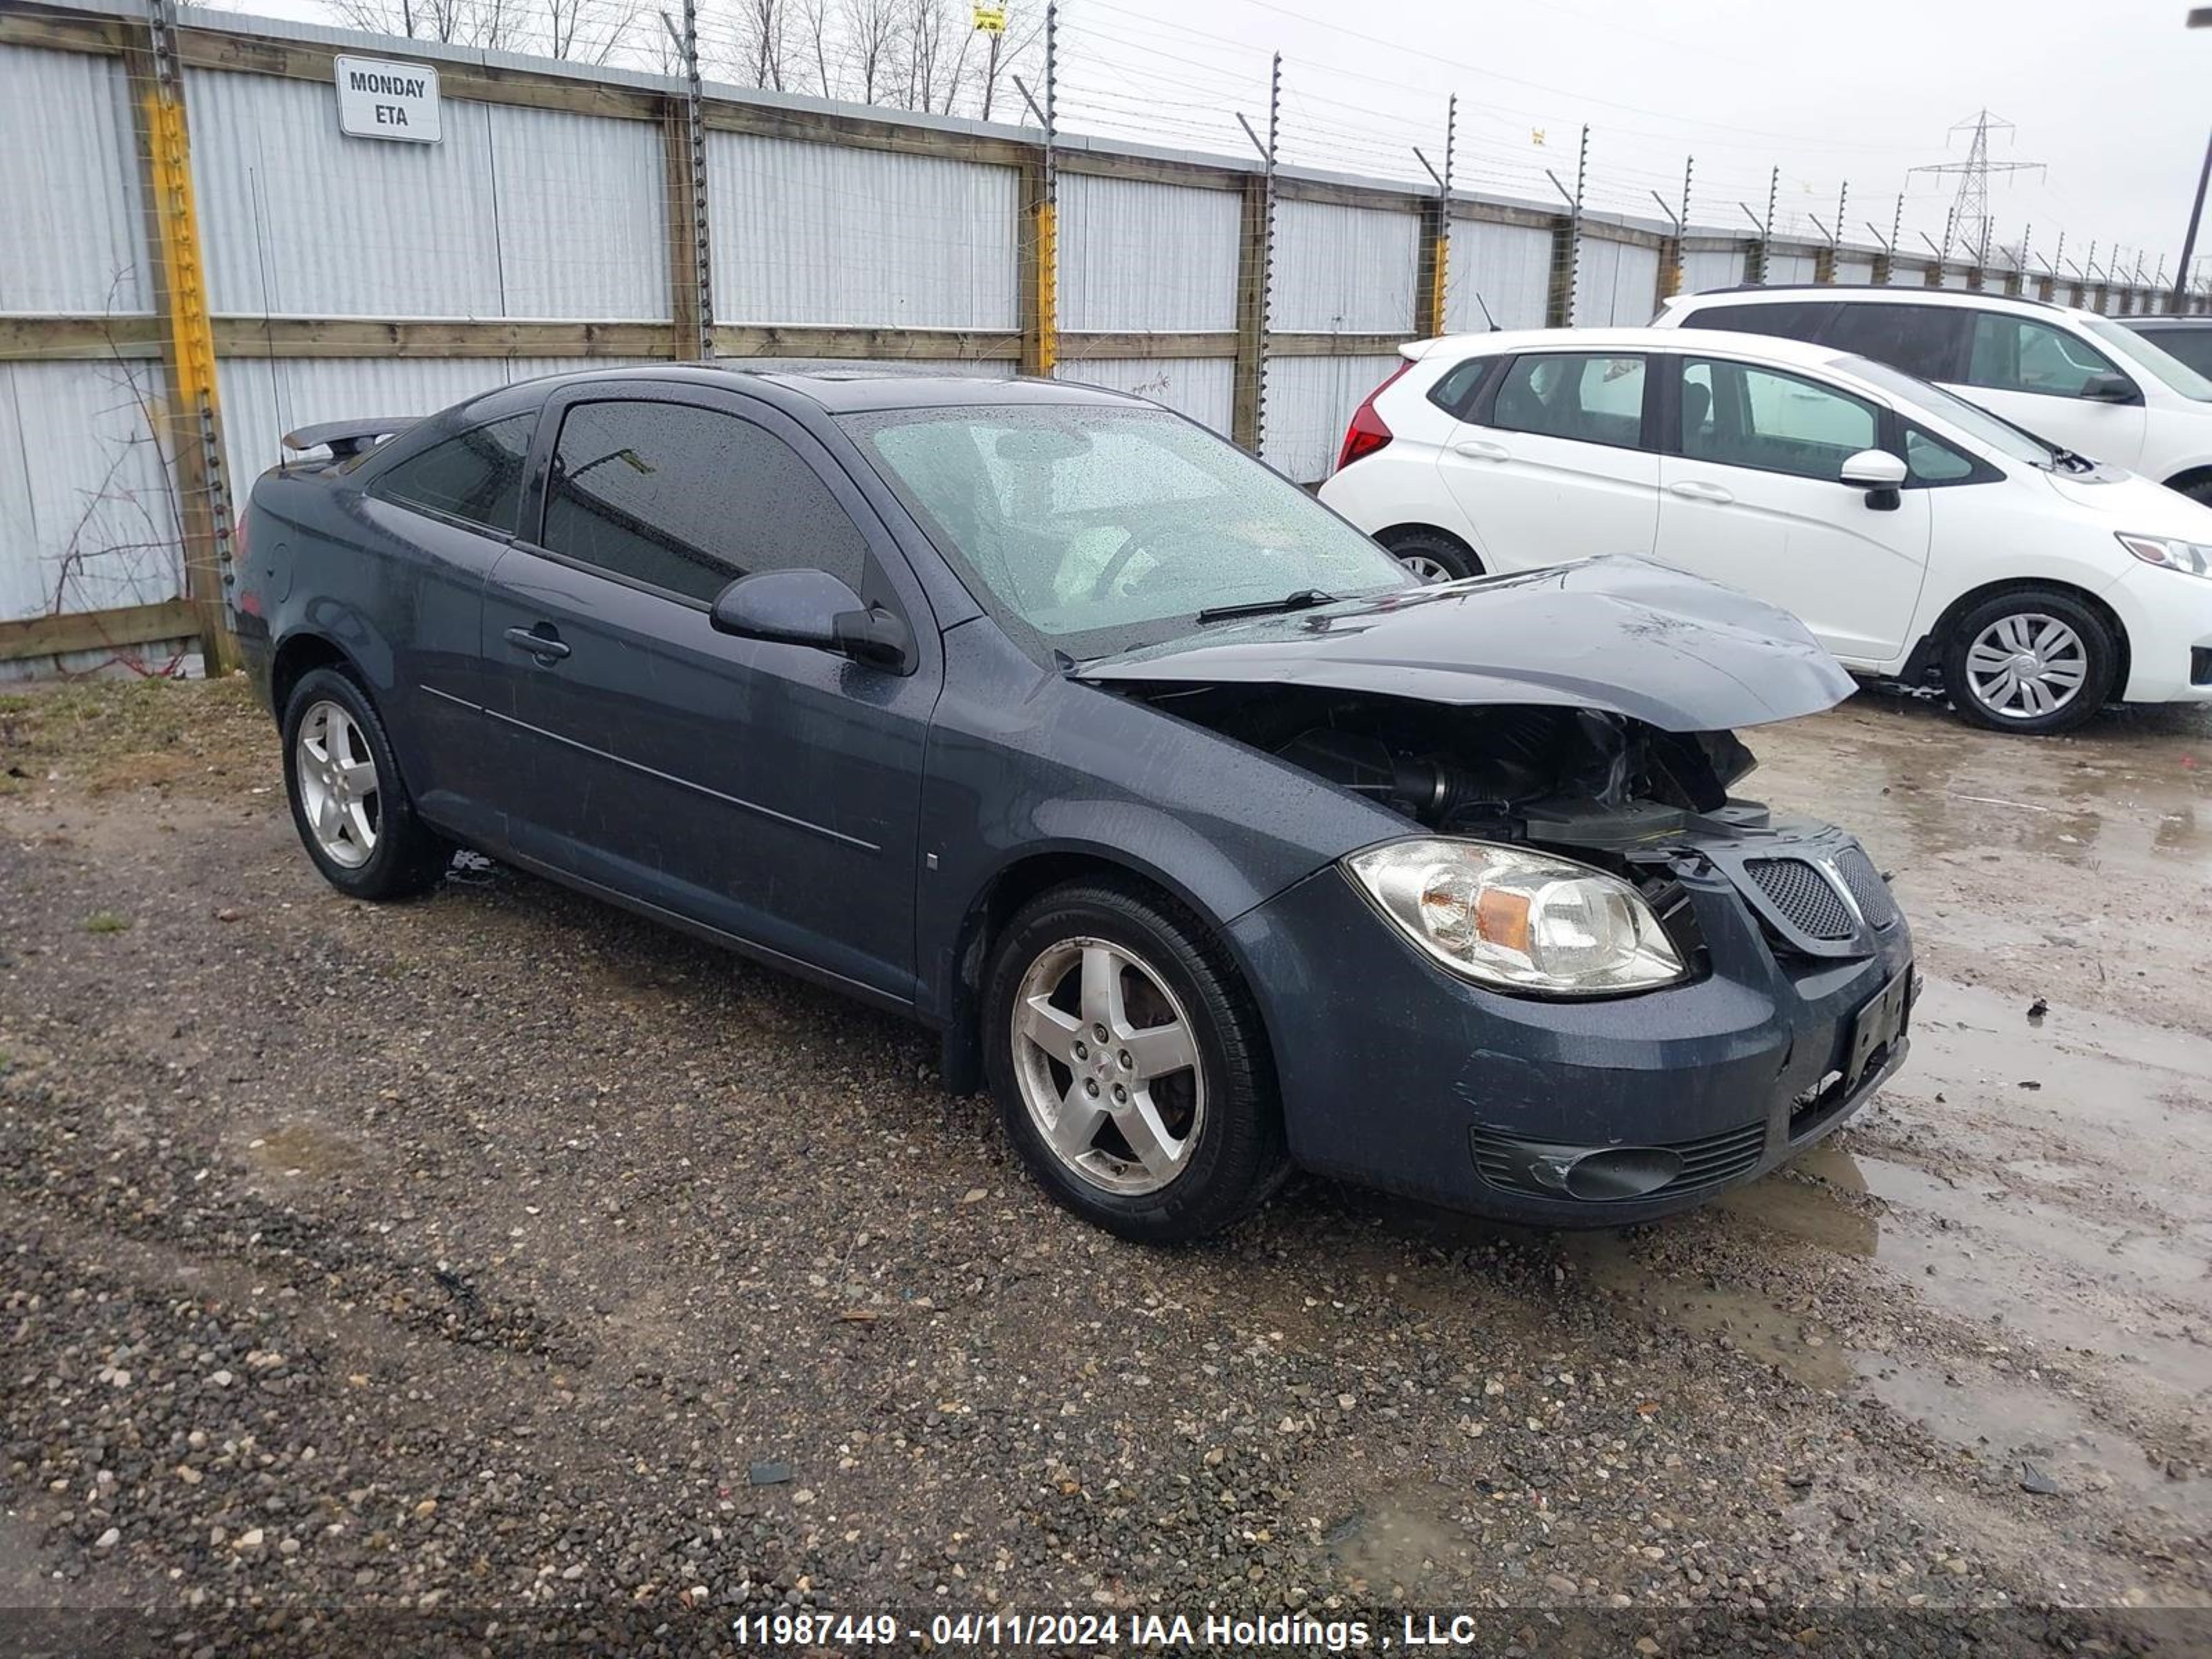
[1,0,2202,677]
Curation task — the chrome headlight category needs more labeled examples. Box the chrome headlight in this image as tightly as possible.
[2117,532,2212,578]
[1344,838,1687,995]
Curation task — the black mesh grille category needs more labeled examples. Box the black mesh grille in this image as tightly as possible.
[1833,846,1898,930]
[1743,857,1855,941]
[1470,1119,1768,1201]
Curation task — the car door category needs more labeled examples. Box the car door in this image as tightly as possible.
[1436,350,1660,570]
[479,386,937,1005]
[1945,310,2148,470]
[1652,353,1931,665]
[352,410,537,845]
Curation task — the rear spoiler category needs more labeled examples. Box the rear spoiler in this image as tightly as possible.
[281,418,415,461]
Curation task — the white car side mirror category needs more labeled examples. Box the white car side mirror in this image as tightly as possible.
[1839,449,1909,490]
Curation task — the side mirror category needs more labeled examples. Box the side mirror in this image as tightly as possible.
[1839,448,1907,512]
[2081,371,2137,404]
[709,569,915,673]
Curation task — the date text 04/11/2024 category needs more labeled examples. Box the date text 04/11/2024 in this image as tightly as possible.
[724,1612,1587,1649]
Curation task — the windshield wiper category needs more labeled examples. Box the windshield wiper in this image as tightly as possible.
[2050,447,2097,473]
[1196,588,1338,625]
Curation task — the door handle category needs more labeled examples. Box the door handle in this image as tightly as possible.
[504,624,570,662]
[1452,440,1509,461]
[1668,480,1734,504]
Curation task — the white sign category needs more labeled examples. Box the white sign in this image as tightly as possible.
[334,55,442,144]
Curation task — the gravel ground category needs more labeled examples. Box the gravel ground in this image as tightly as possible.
[1,676,2209,1657]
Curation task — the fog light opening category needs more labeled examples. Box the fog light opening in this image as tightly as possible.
[1562,1146,1685,1201]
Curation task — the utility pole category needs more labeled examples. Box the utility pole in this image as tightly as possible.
[2177,7,2212,312]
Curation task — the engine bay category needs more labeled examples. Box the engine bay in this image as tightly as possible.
[1123,682,1770,862]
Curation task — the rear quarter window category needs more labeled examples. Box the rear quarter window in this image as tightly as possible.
[2135,326,2212,378]
[370,413,536,534]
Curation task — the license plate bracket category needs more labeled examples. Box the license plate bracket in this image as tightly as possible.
[1846,968,1913,1089]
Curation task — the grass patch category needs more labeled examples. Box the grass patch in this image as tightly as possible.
[84,911,132,935]
[0,675,270,797]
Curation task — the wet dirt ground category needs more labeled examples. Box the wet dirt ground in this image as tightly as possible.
[1,677,2209,1655]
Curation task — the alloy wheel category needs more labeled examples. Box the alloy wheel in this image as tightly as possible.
[295,700,380,868]
[1962,612,2088,722]
[1397,552,1452,583]
[1009,936,1206,1196]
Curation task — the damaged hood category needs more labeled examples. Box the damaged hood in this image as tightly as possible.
[1074,555,1854,732]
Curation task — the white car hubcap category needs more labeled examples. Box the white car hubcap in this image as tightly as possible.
[1964,613,2088,720]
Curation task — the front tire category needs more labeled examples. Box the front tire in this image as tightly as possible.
[281,666,451,899]
[1379,527,1481,583]
[983,881,1288,1244]
[1941,589,2117,735]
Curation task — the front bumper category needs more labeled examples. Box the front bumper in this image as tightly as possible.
[1227,838,1914,1227]
[2105,561,2212,703]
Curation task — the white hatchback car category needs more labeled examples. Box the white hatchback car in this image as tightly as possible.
[1654,287,2212,507]
[1317,327,2212,733]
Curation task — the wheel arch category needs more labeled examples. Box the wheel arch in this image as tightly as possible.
[1902,577,2131,700]
[2161,462,2212,503]
[1372,521,1483,561]
[270,630,364,723]
[934,847,1281,1097]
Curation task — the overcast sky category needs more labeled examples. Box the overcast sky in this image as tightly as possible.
[229,0,2211,281]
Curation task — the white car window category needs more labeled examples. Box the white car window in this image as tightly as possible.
[1680,359,1877,482]
[1489,354,1647,449]
[2084,317,2212,402]
[1964,314,2122,398]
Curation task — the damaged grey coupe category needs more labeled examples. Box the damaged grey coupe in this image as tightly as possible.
[237,369,1915,1243]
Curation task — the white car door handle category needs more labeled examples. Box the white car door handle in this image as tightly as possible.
[1669,480,1734,504]
[1452,440,1509,461]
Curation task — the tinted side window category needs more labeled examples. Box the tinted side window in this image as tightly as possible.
[1821,304,1969,382]
[2138,326,2212,377]
[374,413,534,533]
[1680,358,1878,481]
[1488,353,1647,449]
[1427,356,1493,419]
[1964,313,2121,397]
[1679,301,1836,342]
[541,400,868,603]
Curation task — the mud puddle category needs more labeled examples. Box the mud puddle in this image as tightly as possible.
[1855,1356,2209,1521]
[1564,971,2212,1514]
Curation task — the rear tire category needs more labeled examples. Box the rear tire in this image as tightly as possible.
[1379,527,1481,583]
[281,666,451,899]
[983,880,1288,1244]
[1941,588,2116,735]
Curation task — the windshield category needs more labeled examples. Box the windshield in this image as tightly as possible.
[2081,317,2212,402]
[1834,355,2063,468]
[844,404,1412,659]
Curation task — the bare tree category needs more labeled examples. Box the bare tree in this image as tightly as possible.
[730,0,789,89]
[840,0,901,104]
[324,0,512,47]
[543,0,641,62]
[791,0,836,96]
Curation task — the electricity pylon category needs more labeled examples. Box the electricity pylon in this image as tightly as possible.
[1911,110,2044,260]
